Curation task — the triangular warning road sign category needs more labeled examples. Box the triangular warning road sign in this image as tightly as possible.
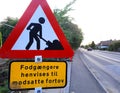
[0,0,74,59]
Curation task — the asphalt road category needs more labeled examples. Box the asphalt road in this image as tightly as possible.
[76,48,120,93]
[69,49,106,93]
[2,48,120,93]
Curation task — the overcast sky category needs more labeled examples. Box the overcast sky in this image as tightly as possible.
[0,0,120,45]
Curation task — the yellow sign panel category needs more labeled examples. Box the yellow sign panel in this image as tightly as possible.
[9,61,67,90]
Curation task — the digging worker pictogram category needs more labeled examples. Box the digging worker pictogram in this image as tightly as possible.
[26,17,45,50]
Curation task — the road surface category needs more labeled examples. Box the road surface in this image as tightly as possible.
[75,49,120,93]
[70,49,106,93]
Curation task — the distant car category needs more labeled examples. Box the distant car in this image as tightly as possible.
[87,47,92,51]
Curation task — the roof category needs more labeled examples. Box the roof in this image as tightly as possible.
[98,40,113,46]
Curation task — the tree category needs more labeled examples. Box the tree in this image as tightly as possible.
[54,0,83,49]
[0,0,83,50]
[108,40,120,52]
[0,17,18,43]
[90,41,96,49]
[0,32,2,47]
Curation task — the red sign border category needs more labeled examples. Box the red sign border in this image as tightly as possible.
[0,0,74,59]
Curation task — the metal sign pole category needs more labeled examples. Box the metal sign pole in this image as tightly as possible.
[35,56,42,93]
[35,88,42,93]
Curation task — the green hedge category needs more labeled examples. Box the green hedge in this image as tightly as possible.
[108,40,120,52]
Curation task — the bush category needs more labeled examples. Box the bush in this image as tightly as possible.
[0,80,9,93]
[108,40,120,52]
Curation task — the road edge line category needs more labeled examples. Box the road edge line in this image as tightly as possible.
[80,56,109,93]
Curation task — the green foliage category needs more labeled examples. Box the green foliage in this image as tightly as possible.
[63,22,83,49]
[0,0,83,50]
[0,17,18,43]
[54,0,76,24]
[54,0,83,50]
[108,40,120,52]
[0,32,2,47]
[89,41,96,49]
[82,41,96,49]
[0,80,9,93]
